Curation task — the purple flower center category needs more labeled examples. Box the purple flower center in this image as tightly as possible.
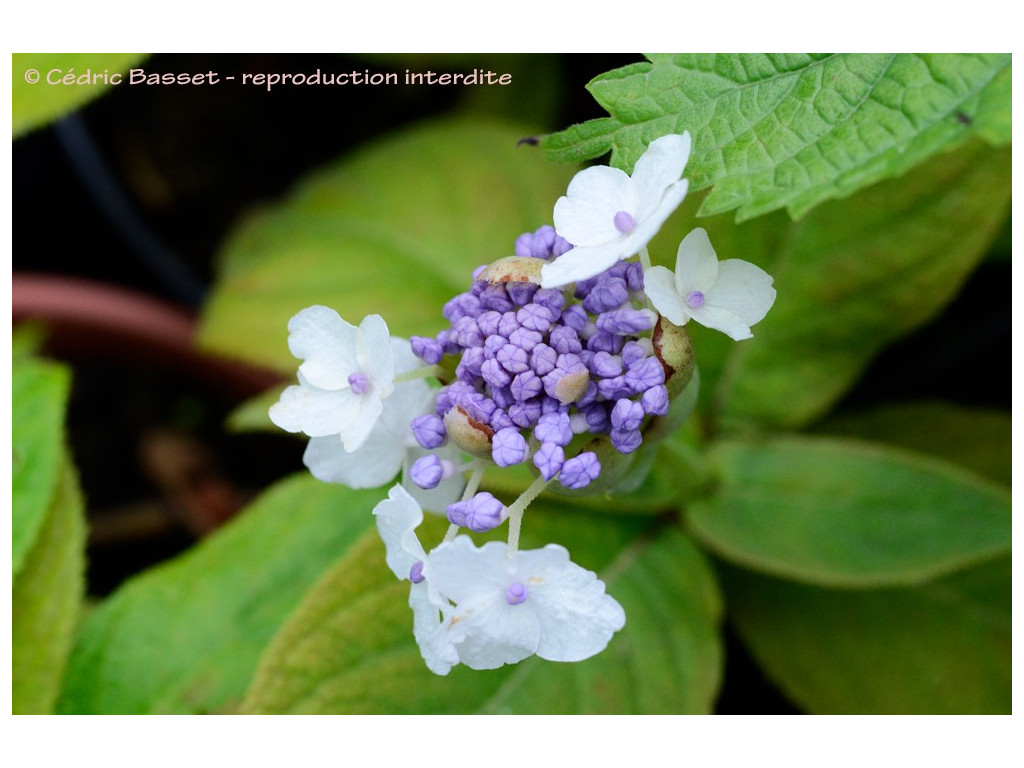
[686,291,705,309]
[613,210,637,235]
[347,371,371,394]
[506,582,529,605]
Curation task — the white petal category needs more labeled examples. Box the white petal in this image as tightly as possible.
[705,259,777,328]
[687,304,755,340]
[410,583,459,676]
[372,484,427,579]
[288,306,359,390]
[553,165,637,247]
[389,336,421,376]
[446,594,540,670]
[674,227,720,295]
[630,133,692,208]
[269,383,363,437]
[355,314,395,399]
[540,241,631,288]
[338,394,383,451]
[423,538,512,604]
[643,266,692,327]
[303,430,402,488]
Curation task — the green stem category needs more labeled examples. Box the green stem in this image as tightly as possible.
[395,365,442,383]
[505,475,550,553]
[638,247,652,272]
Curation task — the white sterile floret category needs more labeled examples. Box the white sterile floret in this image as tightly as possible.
[644,227,777,341]
[373,485,459,675]
[269,307,401,452]
[421,536,626,670]
[541,132,692,288]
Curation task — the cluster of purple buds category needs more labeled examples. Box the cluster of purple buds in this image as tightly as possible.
[406,225,680,530]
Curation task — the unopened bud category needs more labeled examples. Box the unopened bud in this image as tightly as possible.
[477,256,545,285]
[652,316,695,398]
[443,404,495,459]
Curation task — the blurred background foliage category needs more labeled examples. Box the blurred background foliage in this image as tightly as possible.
[12,53,1010,714]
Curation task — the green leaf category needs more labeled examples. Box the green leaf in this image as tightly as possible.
[12,356,72,577]
[687,436,1011,587]
[241,509,723,714]
[13,53,146,138]
[197,118,575,371]
[817,401,1011,486]
[56,475,381,714]
[722,556,1011,714]
[544,53,1011,221]
[224,384,285,432]
[13,457,87,714]
[685,138,1010,429]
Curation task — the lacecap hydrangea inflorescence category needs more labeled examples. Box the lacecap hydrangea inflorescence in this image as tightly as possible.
[269,132,777,674]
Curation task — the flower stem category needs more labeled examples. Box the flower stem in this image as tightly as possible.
[396,365,443,383]
[505,475,550,553]
[638,247,652,272]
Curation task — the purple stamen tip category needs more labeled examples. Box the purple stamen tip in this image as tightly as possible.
[686,290,706,309]
[613,210,637,235]
[347,371,371,395]
[505,582,529,605]
[409,561,425,584]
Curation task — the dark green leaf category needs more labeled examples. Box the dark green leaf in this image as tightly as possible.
[684,139,1010,429]
[722,556,1011,714]
[197,118,575,371]
[242,508,723,714]
[13,457,86,714]
[12,357,71,577]
[817,401,1011,486]
[687,436,1010,587]
[13,53,146,138]
[56,476,381,714]
[545,54,1011,221]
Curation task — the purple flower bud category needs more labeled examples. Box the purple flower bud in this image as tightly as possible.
[534,411,573,446]
[517,303,555,333]
[541,396,565,415]
[533,288,566,314]
[452,315,483,348]
[409,454,453,489]
[589,350,624,378]
[435,329,461,355]
[560,305,588,332]
[549,325,583,355]
[506,281,538,306]
[505,582,530,605]
[559,452,601,490]
[583,276,629,314]
[579,402,611,433]
[481,357,512,388]
[574,275,599,300]
[611,398,646,431]
[409,561,425,584]
[597,375,631,401]
[510,370,543,401]
[477,310,502,337]
[497,343,529,374]
[596,308,657,335]
[492,427,529,467]
[458,346,485,377]
[347,372,371,395]
[624,356,666,393]
[611,428,643,454]
[411,413,447,449]
[508,326,543,352]
[446,492,507,532]
[514,232,536,258]
[508,398,542,428]
[481,283,514,312]
[625,262,645,292]
[532,442,565,481]
[484,333,506,358]
[490,408,515,431]
[587,330,625,354]
[642,384,670,416]
[492,386,515,410]
[498,311,520,338]
[551,234,572,257]
[621,339,651,368]
[530,343,557,376]
[410,335,443,365]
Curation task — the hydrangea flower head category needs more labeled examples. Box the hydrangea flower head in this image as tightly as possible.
[269,307,405,451]
[644,227,777,341]
[541,132,692,288]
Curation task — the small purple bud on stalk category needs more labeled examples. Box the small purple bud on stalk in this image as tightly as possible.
[410,335,443,365]
[611,428,643,454]
[534,411,573,446]
[492,427,529,467]
[559,451,601,490]
[642,385,670,416]
[583,277,629,314]
[611,398,646,431]
[532,441,565,480]
[409,454,454,489]
[446,492,506,532]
